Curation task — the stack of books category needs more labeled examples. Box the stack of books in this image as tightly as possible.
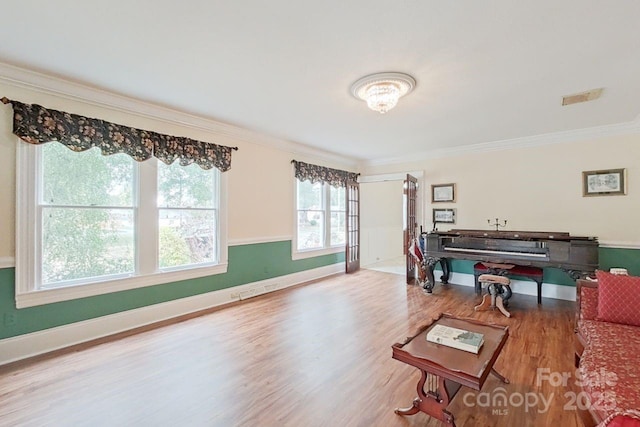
[426,324,484,354]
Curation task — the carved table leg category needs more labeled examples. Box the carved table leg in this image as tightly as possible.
[491,368,510,384]
[395,370,457,426]
[394,398,421,416]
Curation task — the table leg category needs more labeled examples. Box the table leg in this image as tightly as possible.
[491,368,510,384]
[395,370,457,426]
[394,398,421,416]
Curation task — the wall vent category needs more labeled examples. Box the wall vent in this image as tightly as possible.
[562,88,603,106]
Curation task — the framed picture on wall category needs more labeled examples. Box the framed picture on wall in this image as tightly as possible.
[433,208,456,224]
[431,183,455,202]
[582,169,626,196]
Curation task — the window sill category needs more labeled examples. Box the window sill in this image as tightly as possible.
[15,263,228,308]
[291,246,344,261]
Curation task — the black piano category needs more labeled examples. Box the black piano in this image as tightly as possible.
[422,229,599,293]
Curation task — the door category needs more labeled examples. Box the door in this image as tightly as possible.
[405,174,418,284]
[345,180,360,273]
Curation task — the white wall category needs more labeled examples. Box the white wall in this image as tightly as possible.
[360,180,404,266]
[0,104,15,263]
[361,134,640,245]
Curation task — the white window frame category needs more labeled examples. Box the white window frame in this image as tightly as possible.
[292,179,345,260]
[15,141,228,308]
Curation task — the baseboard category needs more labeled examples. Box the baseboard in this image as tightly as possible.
[0,263,343,366]
[444,272,577,302]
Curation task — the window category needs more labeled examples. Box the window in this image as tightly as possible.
[16,142,227,307]
[40,142,136,286]
[295,179,345,255]
[158,161,218,269]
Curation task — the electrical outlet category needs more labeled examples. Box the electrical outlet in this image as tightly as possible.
[4,312,17,326]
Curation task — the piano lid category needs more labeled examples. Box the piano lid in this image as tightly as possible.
[434,229,597,242]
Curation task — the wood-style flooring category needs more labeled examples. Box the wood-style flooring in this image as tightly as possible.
[0,270,582,427]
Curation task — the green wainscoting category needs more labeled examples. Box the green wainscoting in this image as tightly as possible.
[599,247,640,276]
[434,246,640,286]
[0,240,343,340]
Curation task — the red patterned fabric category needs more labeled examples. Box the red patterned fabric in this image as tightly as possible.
[596,271,640,327]
[578,320,640,421]
[581,286,599,320]
[597,410,640,427]
[474,262,543,277]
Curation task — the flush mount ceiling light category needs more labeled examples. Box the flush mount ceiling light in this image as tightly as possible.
[350,72,416,114]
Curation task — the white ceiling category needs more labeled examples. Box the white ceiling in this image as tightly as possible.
[1,1,640,163]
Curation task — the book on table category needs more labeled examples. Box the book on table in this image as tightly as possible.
[426,324,485,354]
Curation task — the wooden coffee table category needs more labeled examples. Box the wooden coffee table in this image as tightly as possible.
[392,314,509,426]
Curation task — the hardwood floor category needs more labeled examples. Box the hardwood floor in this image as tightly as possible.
[0,270,582,427]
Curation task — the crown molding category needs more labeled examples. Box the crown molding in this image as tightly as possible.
[0,61,358,168]
[362,114,640,168]
[358,170,423,183]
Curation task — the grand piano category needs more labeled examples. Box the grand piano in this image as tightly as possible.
[421,229,599,293]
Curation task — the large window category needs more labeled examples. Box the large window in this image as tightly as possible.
[295,179,345,253]
[16,142,227,307]
[158,161,218,269]
[40,142,136,286]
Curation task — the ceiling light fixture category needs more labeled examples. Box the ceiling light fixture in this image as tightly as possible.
[350,72,416,114]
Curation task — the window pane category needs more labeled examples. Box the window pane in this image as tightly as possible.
[330,186,345,211]
[42,207,135,286]
[297,210,324,250]
[159,209,216,268]
[42,143,134,207]
[297,180,322,210]
[330,212,346,246]
[158,162,216,208]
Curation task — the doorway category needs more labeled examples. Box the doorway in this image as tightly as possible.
[359,172,424,277]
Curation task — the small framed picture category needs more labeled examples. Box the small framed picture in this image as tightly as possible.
[431,183,455,203]
[433,208,456,224]
[582,169,626,197]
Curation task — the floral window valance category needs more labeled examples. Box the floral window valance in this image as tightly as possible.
[1,98,237,172]
[292,160,359,187]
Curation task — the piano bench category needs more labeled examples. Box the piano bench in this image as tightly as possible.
[473,262,544,305]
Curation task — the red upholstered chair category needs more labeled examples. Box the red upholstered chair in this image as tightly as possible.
[597,411,640,427]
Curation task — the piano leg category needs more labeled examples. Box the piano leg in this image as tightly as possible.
[424,258,439,293]
[439,258,450,284]
[424,267,435,293]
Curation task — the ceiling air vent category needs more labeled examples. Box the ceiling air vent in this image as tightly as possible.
[562,88,603,106]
